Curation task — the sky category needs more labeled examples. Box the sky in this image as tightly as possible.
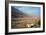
[13,6,40,16]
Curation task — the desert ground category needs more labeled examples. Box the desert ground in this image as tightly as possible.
[11,16,40,28]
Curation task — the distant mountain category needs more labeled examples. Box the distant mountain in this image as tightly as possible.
[11,7,27,18]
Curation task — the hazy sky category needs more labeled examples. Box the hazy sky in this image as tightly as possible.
[13,6,40,16]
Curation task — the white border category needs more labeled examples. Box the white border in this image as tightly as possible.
[8,3,43,32]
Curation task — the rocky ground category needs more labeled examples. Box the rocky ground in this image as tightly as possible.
[11,16,40,29]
